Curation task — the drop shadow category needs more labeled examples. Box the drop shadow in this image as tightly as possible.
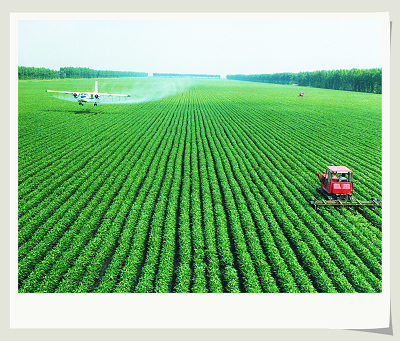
[42,108,99,115]
[349,303,393,336]
[73,109,97,115]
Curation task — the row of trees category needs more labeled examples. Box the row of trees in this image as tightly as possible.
[153,73,220,79]
[226,68,382,94]
[227,72,295,85]
[18,66,148,80]
[18,67,60,80]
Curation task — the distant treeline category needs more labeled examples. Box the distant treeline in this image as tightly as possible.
[18,66,148,80]
[226,68,382,94]
[153,73,220,79]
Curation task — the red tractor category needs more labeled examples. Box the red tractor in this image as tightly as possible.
[309,165,381,208]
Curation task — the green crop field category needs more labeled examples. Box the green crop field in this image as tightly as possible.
[17,77,383,293]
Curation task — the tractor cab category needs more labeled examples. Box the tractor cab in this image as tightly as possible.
[317,166,353,199]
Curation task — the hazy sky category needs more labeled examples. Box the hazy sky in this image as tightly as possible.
[18,18,382,77]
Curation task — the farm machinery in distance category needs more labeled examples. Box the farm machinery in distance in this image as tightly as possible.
[308,165,382,208]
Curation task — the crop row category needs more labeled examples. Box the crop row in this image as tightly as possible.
[19,99,177,291]
[202,86,381,291]
[18,79,382,292]
[221,89,382,225]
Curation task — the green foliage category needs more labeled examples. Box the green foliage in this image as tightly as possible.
[18,66,148,80]
[227,68,382,94]
[18,78,382,293]
[18,66,60,80]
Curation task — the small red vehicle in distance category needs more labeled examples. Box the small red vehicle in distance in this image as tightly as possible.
[318,165,352,199]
